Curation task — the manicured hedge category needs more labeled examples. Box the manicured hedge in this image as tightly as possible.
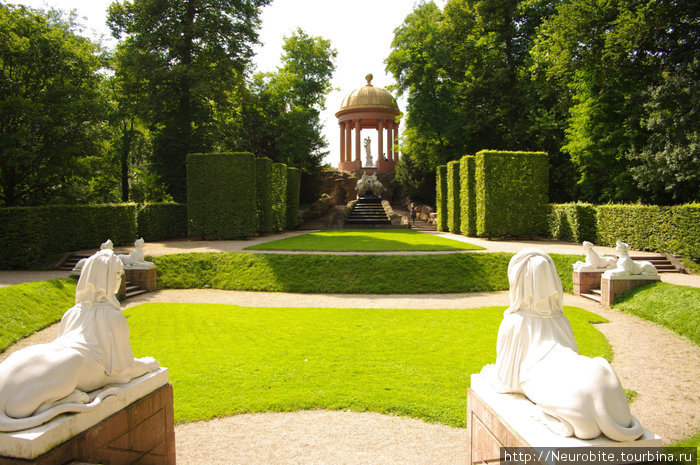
[270,162,287,232]
[0,204,137,269]
[446,160,461,234]
[187,152,257,239]
[459,155,476,236]
[255,157,273,234]
[137,202,187,241]
[436,165,448,232]
[286,167,300,230]
[475,150,548,238]
[597,204,700,259]
[547,203,597,243]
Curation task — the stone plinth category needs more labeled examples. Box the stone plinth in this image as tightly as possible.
[601,275,660,307]
[467,374,660,465]
[0,368,174,465]
[125,267,157,292]
[572,271,605,296]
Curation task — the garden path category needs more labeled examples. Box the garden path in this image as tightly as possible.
[2,289,698,465]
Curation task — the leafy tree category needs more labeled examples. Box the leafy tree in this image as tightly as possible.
[0,4,106,206]
[107,0,271,202]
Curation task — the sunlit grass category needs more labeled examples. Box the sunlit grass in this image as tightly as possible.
[245,229,484,252]
[126,303,609,426]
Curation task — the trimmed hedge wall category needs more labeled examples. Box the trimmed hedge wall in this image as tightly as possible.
[446,160,461,234]
[547,203,597,243]
[459,155,476,236]
[597,204,700,260]
[475,150,548,238]
[270,162,287,232]
[255,157,273,234]
[436,165,448,232]
[0,204,137,269]
[187,152,257,239]
[137,202,187,241]
[286,166,300,230]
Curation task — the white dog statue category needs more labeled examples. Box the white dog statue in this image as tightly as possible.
[572,241,617,272]
[603,241,658,278]
[118,238,155,269]
[0,249,160,432]
[481,249,643,441]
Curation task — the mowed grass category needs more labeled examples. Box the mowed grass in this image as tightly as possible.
[153,252,582,294]
[0,279,76,353]
[245,230,484,252]
[613,282,700,345]
[125,303,610,427]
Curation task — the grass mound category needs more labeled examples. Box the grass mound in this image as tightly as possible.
[125,303,609,426]
[0,279,76,353]
[153,252,581,294]
[613,282,700,345]
[245,230,484,252]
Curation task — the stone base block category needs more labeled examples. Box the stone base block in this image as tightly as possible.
[573,271,604,296]
[601,275,660,307]
[0,369,174,465]
[125,268,157,292]
[467,374,660,465]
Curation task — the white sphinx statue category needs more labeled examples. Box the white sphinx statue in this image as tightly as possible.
[603,241,657,279]
[572,241,617,272]
[0,249,160,432]
[117,238,155,269]
[480,249,643,441]
[355,173,384,198]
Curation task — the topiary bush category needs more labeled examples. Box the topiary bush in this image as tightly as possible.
[475,150,548,238]
[446,160,461,234]
[547,203,598,243]
[0,204,137,269]
[255,157,273,234]
[596,203,700,259]
[435,165,448,232]
[459,155,476,236]
[270,162,288,232]
[137,202,187,241]
[187,152,257,239]
[286,166,300,230]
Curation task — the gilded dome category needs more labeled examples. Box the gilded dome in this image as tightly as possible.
[338,74,399,113]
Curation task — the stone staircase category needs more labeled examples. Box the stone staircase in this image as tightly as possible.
[345,194,391,227]
[56,252,149,299]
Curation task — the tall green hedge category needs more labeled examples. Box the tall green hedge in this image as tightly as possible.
[459,155,476,236]
[270,162,287,232]
[0,204,137,269]
[187,152,257,239]
[547,203,597,243]
[137,202,187,241]
[446,160,461,234]
[255,157,273,234]
[286,166,300,229]
[436,165,448,232]
[475,150,548,238]
[597,204,700,259]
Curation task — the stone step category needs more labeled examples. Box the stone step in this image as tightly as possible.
[580,292,602,303]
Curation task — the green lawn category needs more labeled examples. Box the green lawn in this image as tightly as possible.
[153,252,581,294]
[125,303,610,427]
[245,230,484,252]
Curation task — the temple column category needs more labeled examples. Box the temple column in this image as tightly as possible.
[393,122,400,162]
[377,119,384,170]
[386,123,393,161]
[345,120,352,162]
[355,119,361,163]
[339,122,345,163]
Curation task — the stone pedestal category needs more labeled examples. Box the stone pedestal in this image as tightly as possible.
[0,368,174,465]
[572,271,605,296]
[125,268,157,292]
[467,374,660,465]
[601,275,660,307]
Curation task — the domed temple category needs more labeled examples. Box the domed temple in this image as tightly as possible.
[336,74,400,174]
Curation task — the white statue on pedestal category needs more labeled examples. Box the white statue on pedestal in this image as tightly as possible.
[480,249,643,441]
[356,174,384,198]
[363,136,374,167]
[117,238,155,269]
[0,249,160,432]
[603,241,658,279]
[572,241,617,272]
